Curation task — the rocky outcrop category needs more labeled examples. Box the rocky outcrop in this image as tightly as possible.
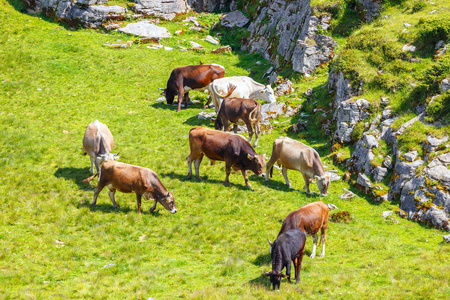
[132,0,189,20]
[187,0,236,12]
[241,0,336,74]
[327,69,361,109]
[118,21,171,38]
[220,10,250,28]
[23,0,127,28]
[333,98,370,144]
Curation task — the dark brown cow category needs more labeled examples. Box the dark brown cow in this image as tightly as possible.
[92,160,177,214]
[161,64,225,112]
[214,92,262,147]
[271,201,329,258]
[187,126,266,187]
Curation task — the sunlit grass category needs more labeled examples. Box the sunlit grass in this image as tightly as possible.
[0,1,449,299]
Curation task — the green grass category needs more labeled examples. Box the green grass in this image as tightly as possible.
[1,1,450,299]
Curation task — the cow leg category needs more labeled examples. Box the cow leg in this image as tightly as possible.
[92,180,107,207]
[265,156,277,182]
[183,91,190,107]
[224,162,231,186]
[176,88,184,112]
[241,169,251,187]
[233,124,238,134]
[286,262,292,284]
[302,172,311,195]
[245,120,253,145]
[319,227,326,257]
[253,122,260,147]
[282,166,291,188]
[194,155,203,180]
[90,157,95,174]
[136,193,142,214]
[108,188,119,209]
[150,200,157,213]
[187,155,193,179]
[203,95,212,109]
[310,234,318,258]
[295,250,305,284]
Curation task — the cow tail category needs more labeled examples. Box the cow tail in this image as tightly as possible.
[82,173,98,184]
[249,102,261,123]
[269,164,273,178]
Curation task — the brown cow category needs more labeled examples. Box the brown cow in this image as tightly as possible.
[214,91,262,147]
[269,201,330,258]
[187,126,266,187]
[161,64,225,112]
[92,160,177,214]
[265,137,331,196]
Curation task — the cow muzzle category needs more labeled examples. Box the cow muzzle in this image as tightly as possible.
[259,173,266,178]
[170,208,177,214]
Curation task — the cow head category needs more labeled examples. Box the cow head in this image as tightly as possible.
[159,88,176,105]
[259,85,276,103]
[315,174,331,196]
[97,153,119,167]
[264,271,288,291]
[158,190,177,214]
[247,153,266,177]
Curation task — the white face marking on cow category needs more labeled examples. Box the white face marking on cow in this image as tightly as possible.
[210,63,225,70]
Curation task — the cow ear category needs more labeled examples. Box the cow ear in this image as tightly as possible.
[315,175,321,181]
[281,273,289,278]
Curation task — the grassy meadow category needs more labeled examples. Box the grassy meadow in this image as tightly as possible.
[0,1,449,299]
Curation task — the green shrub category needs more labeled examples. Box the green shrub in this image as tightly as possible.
[351,121,366,143]
[426,92,450,125]
[417,17,450,46]
[411,1,427,13]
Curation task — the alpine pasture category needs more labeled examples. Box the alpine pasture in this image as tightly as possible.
[0,1,449,299]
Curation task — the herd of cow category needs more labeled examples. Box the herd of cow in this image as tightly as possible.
[81,63,334,291]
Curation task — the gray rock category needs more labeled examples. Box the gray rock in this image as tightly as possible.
[187,0,237,13]
[328,69,359,108]
[403,150,418,162]
[356,173,372,193]
[190,41,203,48]
[118,21,171,38]
[364,134,379,149]
[132,0,188,20]
[439,77,450,93]
[291,34,337,75]
[261,102,285,121]
[67,5,127,28]
[357,0,382,22]
[382,211,393,218]
[380,96,390,106]
[333,98,370,143]
[274,79,294,97]
[221,10,250,28]
[372,166,388,183]
[402,44,417,52]
[77,0,107,5]
[434,189,450,213]
[382,108,391,119]
[382,155,392,169]
[444,235,450,242]
[438,152,450,164]
[399,176,426,216]
[268,72,278,84]
[205,35,219,45]
[436,40,446,50]
[426,165,450,185]
[422,206,450,231]
[390,160,424,197]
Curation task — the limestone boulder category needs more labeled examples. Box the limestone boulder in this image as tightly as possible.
[118,21,171,38]
[220,10,250,28]
[333,98,370,144]
[356,0,382,22]
[132,0,189,20]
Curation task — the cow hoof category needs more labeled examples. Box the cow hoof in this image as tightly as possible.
[187,174,192,180]
[247,184,252,188]
[310,254,315,258]
[224,182,230,187]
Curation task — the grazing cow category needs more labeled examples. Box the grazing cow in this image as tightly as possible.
[265,137,331,196]
[83,120,119,175]
[92,160,177,214]
[209,76,276,112]
[275,201,330,258]
[265,228,306,291]
[215,94,262,147]
[160,63,225,112]
[187,126,266,187]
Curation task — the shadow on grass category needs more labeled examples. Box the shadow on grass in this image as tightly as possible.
[183,114,214,127]
[77,201,165,216]
[248,274,270,290]
[159,170,260,191]
[55,167,92,191]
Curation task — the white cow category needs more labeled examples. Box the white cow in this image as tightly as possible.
[82,120,119,175]
[209,76,276,112]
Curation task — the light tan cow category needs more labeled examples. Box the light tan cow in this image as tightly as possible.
[82,120,118,176]
[265,137,330,196]
[92,160,177,214]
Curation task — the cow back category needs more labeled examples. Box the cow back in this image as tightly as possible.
[278,201,329,236]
